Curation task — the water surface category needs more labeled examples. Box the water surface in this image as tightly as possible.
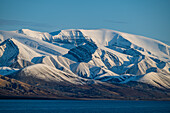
[0,99,169,113]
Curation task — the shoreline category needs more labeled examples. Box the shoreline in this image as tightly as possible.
[0,96,169,101]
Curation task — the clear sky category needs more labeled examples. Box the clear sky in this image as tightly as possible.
[0,0,170,43]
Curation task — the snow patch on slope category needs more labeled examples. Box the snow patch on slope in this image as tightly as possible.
[16,29,52,41]
[12,64,93,85]
[136,72,170,88]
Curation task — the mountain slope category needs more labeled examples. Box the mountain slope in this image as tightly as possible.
[0,38,40,68]
[8,63,91,85]
[0,75,59,98]
[0,30,68,55]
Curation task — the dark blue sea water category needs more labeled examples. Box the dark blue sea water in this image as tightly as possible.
[0,99,169,113]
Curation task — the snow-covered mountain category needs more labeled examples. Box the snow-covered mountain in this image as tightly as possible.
[0,28,170,93]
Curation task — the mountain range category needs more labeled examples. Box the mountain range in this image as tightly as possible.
[0,28,169,100]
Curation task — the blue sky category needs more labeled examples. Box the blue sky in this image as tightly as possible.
[0,0,170,42]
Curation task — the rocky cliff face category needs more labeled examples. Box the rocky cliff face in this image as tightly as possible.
[67,40,98,62]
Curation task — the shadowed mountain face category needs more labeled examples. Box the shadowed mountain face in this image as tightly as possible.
[66,40,98,62]
[0,29,170,100]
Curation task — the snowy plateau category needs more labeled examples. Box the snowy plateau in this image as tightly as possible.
[0,29,169,100]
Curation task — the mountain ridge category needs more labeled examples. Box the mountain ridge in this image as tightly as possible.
[0,28,169,100]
